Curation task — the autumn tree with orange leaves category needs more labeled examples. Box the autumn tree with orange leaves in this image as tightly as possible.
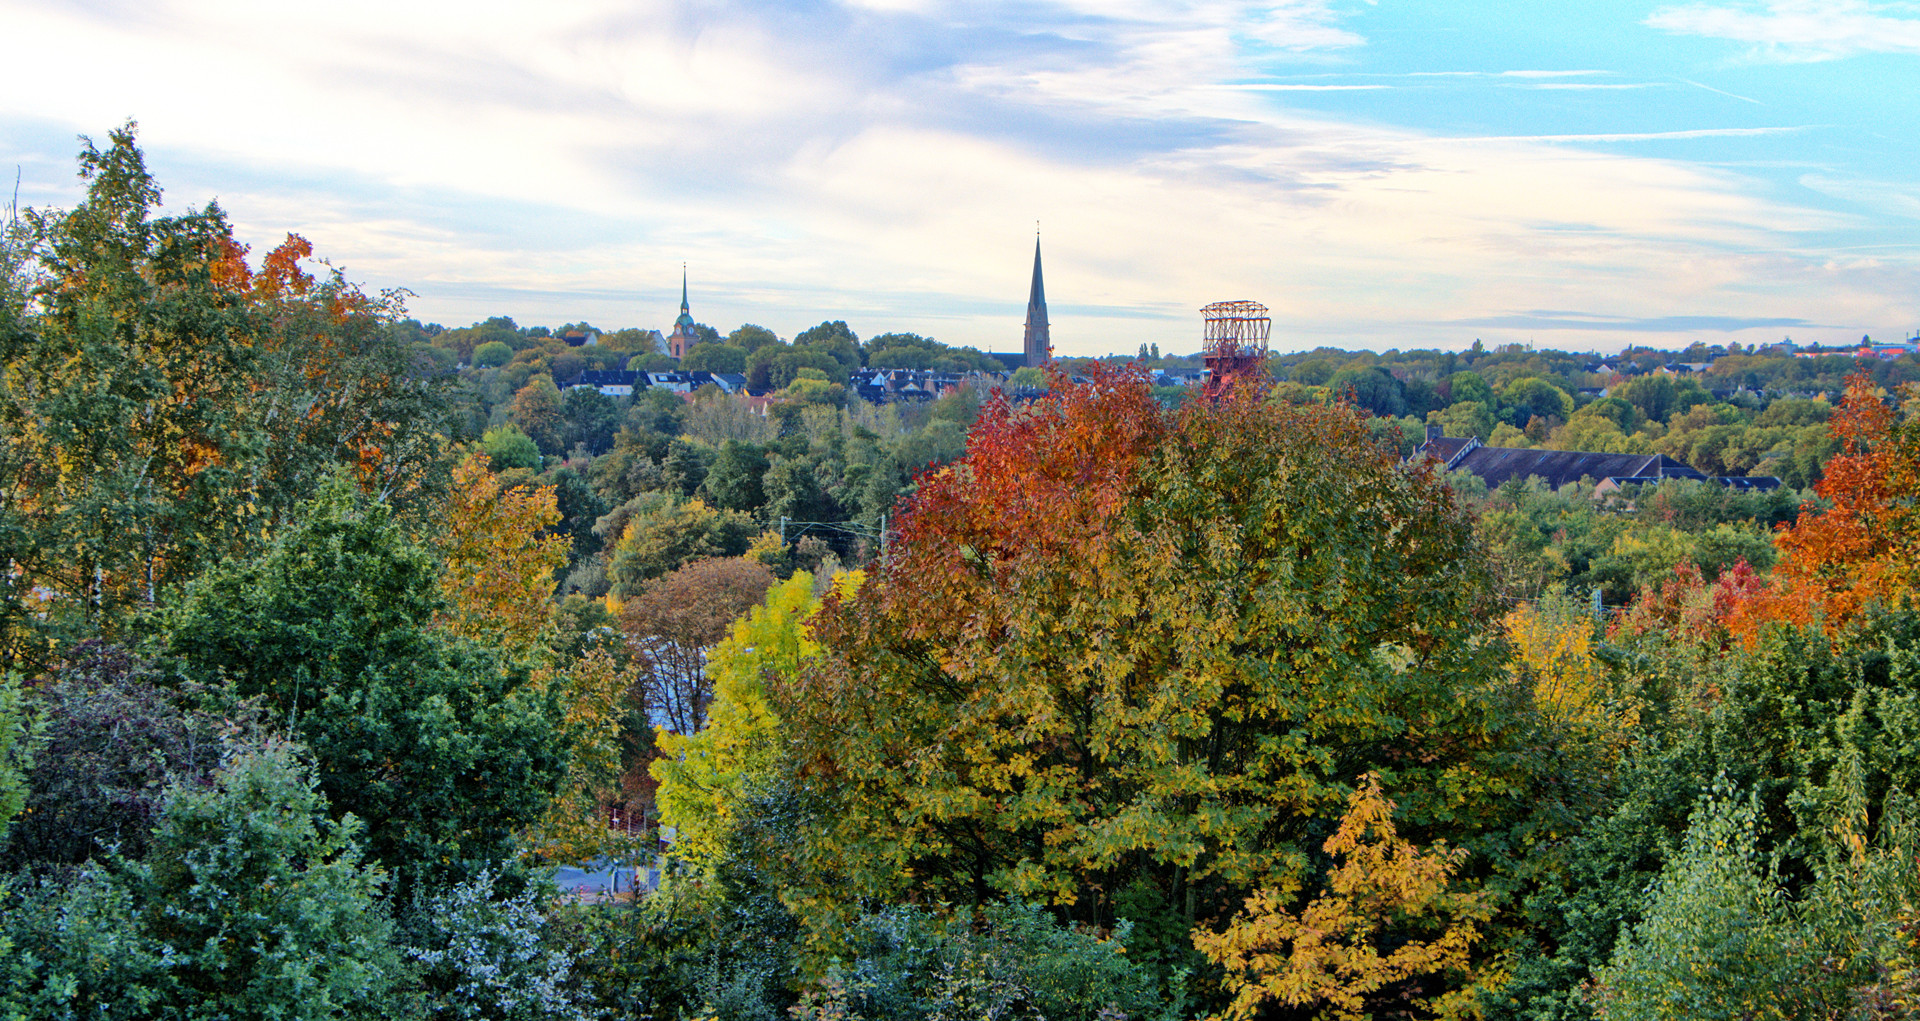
[0,124,451,670]
[1731,374,1920,640]
[774,366,1533,1008]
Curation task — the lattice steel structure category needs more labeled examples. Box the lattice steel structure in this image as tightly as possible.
[1200,300,1271,400]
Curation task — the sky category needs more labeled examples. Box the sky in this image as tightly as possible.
[2,0,1917,357]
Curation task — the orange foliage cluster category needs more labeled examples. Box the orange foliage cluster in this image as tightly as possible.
[1611,558,1764,648]
[891,362,1168,576]
[209,232,315,300]
[1725,374,1920,641]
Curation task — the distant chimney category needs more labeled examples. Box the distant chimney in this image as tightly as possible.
[1425,422,1443,445]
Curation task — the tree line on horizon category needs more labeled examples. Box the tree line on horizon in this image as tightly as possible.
[6,124,1920,1020]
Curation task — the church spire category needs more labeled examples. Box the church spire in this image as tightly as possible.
[1023,230,1050,367]
[669,263,698,359]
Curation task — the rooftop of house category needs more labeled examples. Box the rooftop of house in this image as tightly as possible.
[1416,432,1708,490]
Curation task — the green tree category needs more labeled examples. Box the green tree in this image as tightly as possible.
[864,332,1005,374]
[163,480,569,881]
[795,320,862,373]
[763,454,838,523]
[474,340,513,367]
[0,125,451,668]
[1448,370,1494,407]
[2,738,403,1021]
[1329,366,1407,417]
[702,441,769,513]
[1595,786,1814,1019]
[660,438,712,496]
[604,493,757,594]
[1008,366,1046,389]
[1291,359,1336,386]
[560,385,621,455]
[138,739,402,1019]
[1614,374,1709,424]
[482,424,541,471]
[0,862,165,1020]
[1434,400,1496,441]
[627,387,687,436]
[603,327,664,354]
[750,345,848,390]
[1500,377,1574,428]
[683,343,748,374]
[728,323,780,352]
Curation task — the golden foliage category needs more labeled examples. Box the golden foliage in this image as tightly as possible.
[1503,594,1634,745]
[435,451,569,656]
[650,570,845,869]
[1194,774,1493,1021]
[778,365,1507,940]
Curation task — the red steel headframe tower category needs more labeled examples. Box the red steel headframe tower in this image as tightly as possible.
[1200,300,1271,400]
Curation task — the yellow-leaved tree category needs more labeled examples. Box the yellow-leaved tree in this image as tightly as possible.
[651,571,854,869]
[435,451,569,656]
[1194,774,1492,1021]
[1503,591,1626,741]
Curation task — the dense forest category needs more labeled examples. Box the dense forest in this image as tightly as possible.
[5,127,1920,1020]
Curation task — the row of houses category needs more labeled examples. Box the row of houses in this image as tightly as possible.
[1412,424,1781,494]
[571,366,1023,405]
[1584,333,1920,376]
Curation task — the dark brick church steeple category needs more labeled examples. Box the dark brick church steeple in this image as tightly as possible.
[1023,232,1050,367]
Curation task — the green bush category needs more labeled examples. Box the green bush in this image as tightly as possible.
[162,480,568,888]
[483,424,541,471]
[474,340,513,368]
[794,901,1174,1021]
[0,671,31,846]
[0,737,401,1021]
[1594,784,1803,1019]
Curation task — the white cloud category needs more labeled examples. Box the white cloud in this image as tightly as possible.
[1647,0,1920,61]
[0,0,1911,353]
[1215,83,1390,90]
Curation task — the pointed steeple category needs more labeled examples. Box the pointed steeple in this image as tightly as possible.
[669,263,698,359]
[1022,230,1050,367]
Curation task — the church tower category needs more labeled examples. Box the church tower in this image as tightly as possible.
[1022,234,1050,367]
[667,265,699,359]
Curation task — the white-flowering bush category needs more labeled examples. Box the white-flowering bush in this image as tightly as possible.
[407,868,598,1021]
